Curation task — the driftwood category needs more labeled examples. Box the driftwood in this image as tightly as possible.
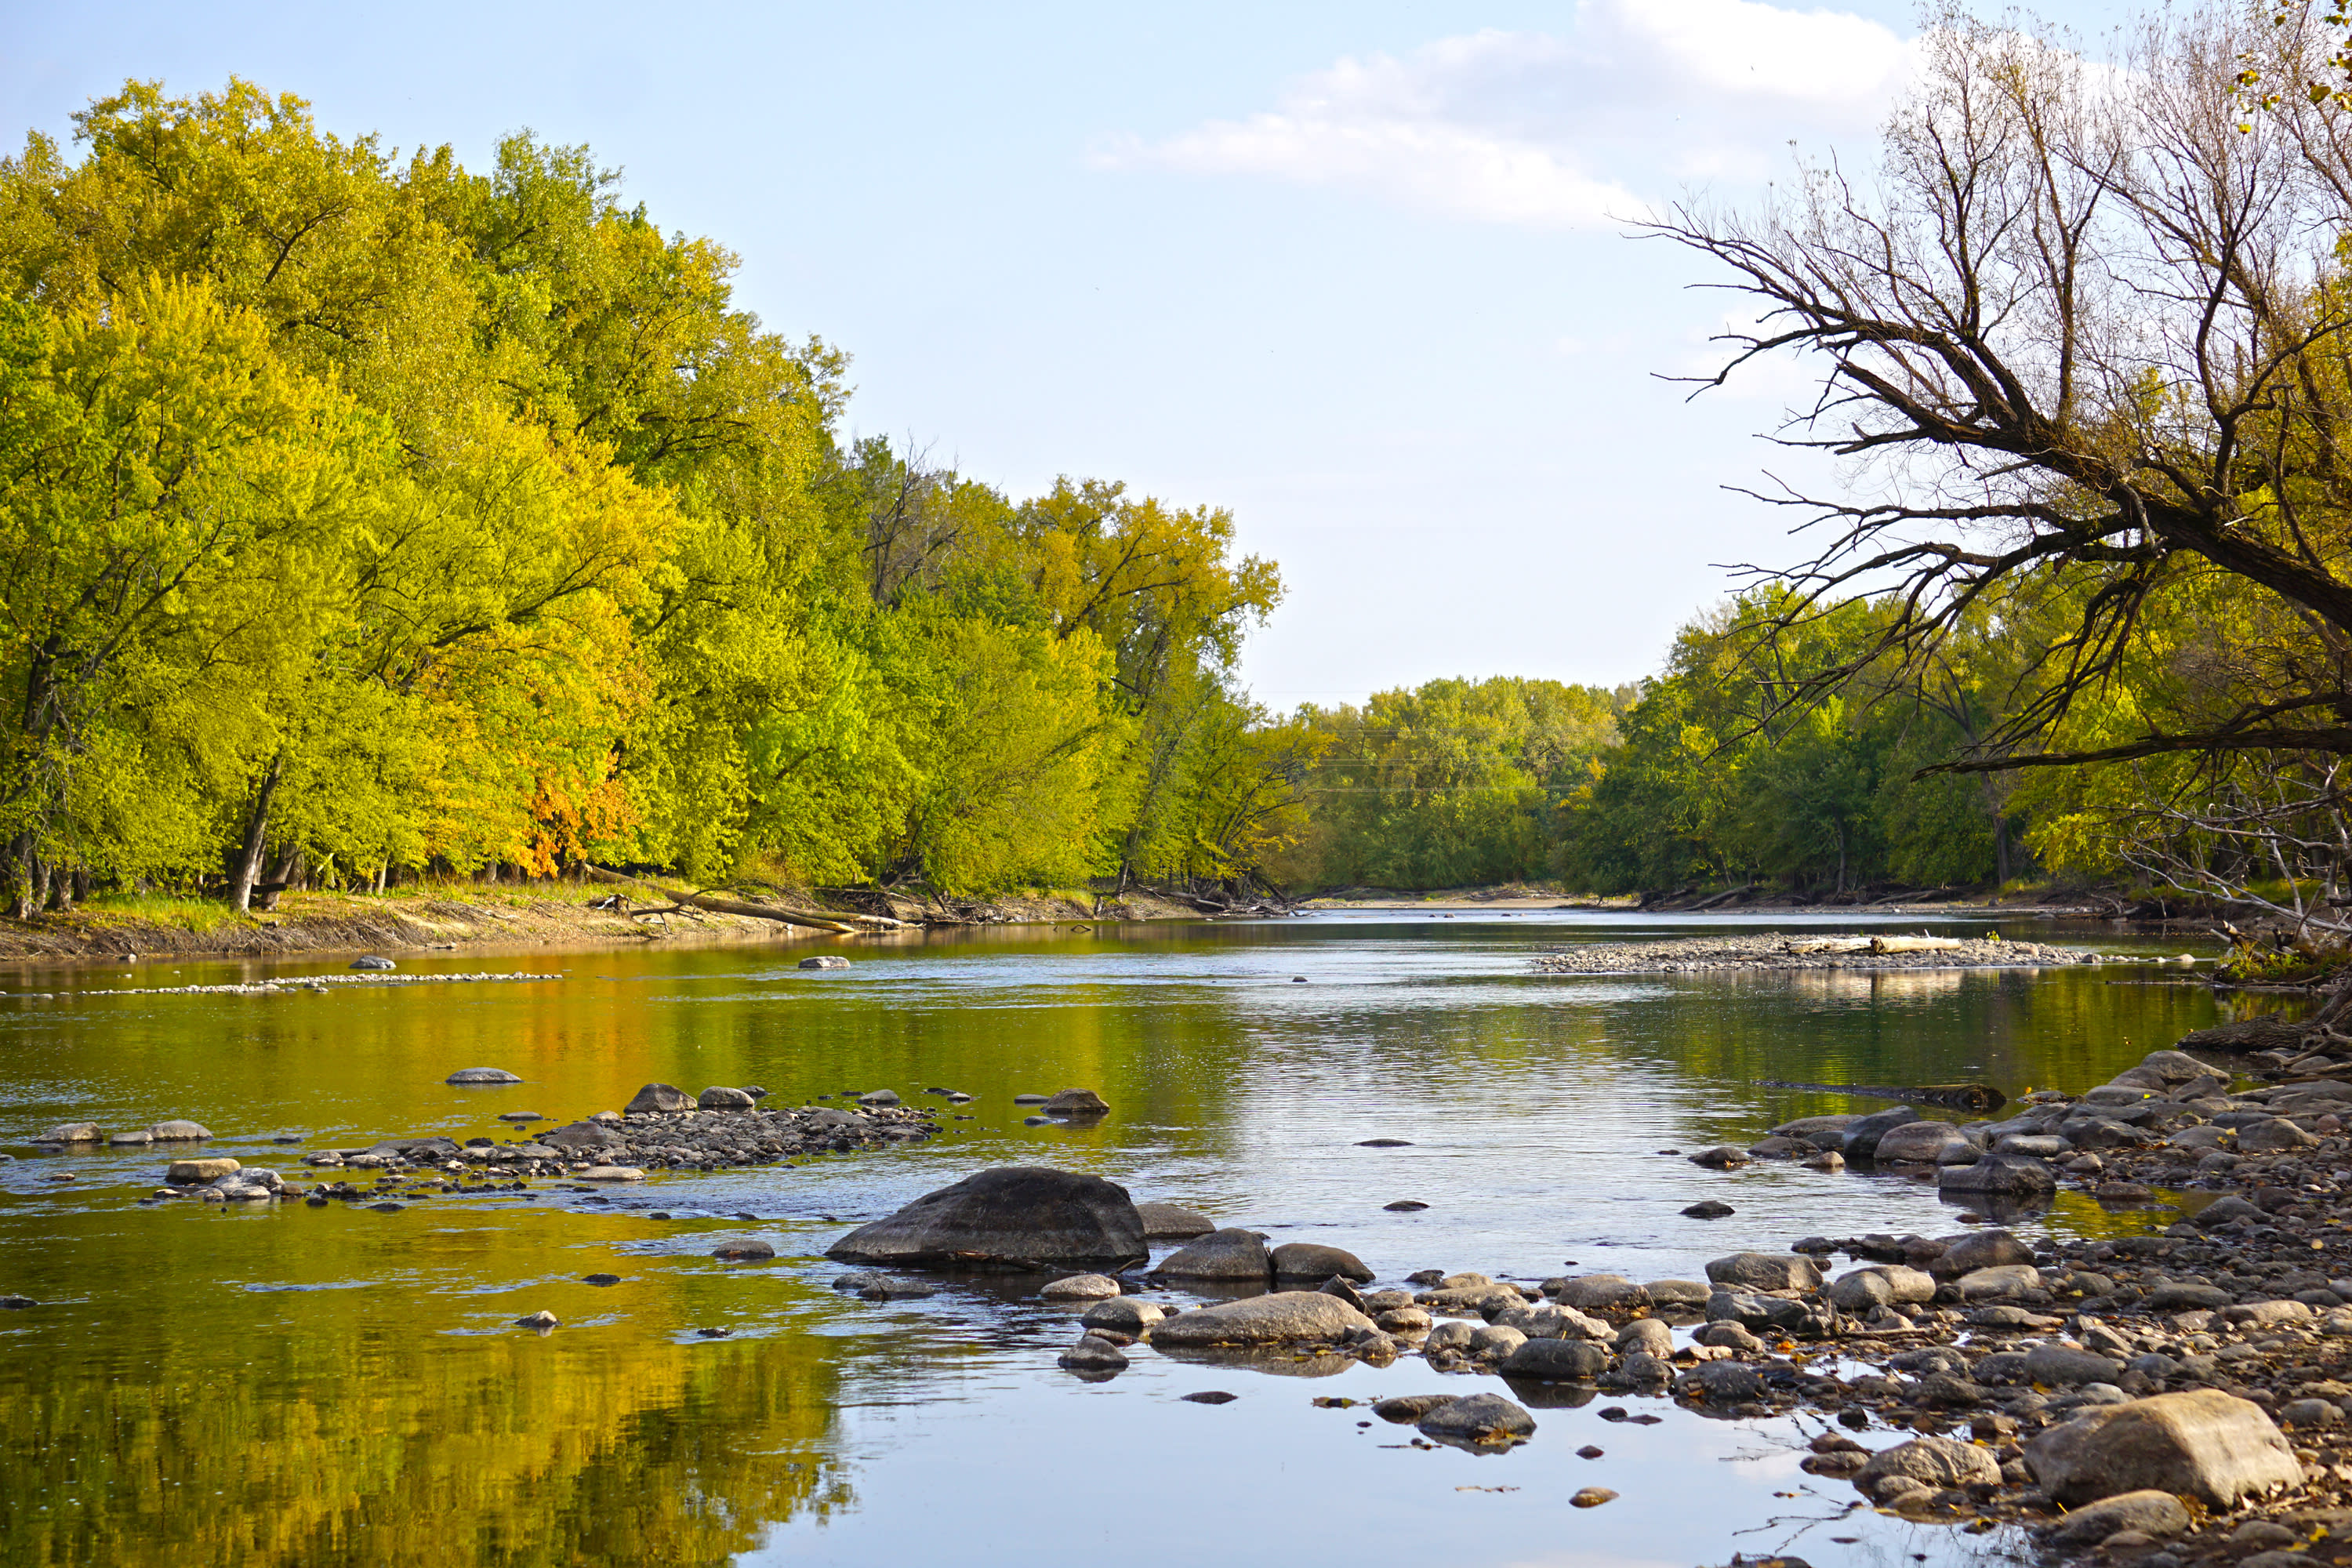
[581,866,903,935]
[1753,1079,2008,1112]
[1784,935,1965,956]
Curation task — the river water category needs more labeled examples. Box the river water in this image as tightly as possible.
[0,909,2239,1566]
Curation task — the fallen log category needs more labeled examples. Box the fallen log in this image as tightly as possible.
[1752,1079,2008,1112]
[581,866,877,935]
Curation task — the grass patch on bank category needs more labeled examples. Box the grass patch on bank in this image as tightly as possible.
[75,894,249,934]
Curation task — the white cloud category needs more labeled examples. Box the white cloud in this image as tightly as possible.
[1095,0,1918,228]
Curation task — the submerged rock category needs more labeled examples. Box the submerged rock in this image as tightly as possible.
[826,1166,1149,1271]
[445,1067,521,1085]
[147,1120,213,1142]
[350,956,396,971]
[1039,1088,1109,1116]
[798,955,851,969]
[1058,1334,1129,1373]
[1040,1272,1122,1301]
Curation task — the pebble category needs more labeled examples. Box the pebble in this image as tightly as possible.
[514,1310,557,1329]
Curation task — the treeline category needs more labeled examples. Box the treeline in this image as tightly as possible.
[1274,584,2161,898]
[0,81,1315,917]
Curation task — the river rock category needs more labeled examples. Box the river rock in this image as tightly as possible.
[33,1123,101,1144]
[1704,1253,1822,1292]
[2024,1389,2303,1507]
[1642,1279,1711,1306]
[445,1068,521,1085]
[1499,1338,1610,1381]
[826,1166,1149,1271]
[1271,1242,1373,1283]
[2049,1490,2193,1547]
[2238,1116,2319,1152]
[2022,1342,2123,1385]
[514,1310,557,1329]
[350,956,396,971]
[1082,1298,1163,1333]
[1414,1393,1536,1444]
[1842,1106,1924,1160]
[1040,1272,1122,1301]
[1039,1088,1109,1116]
[697,1087,755,1110]
[625,1083,695,1115]
[1149,1290,1377,1348]
[1374,1394,1457,1423]
[1856,1435,2002,1493]
[1926,1229,2032,1278]
[1157,1228,1275,1283]
[858,1090,902,1109]
[1936,1151,2054,1196]
[148,1120,212,1141]
[1682,1200,1735,1218]
[107,1130,152,1145]
[1771,1113,1860,1141]
[1872,1120,1979,1163]
[1058,1333,1128,1372]
[1955,1264,2042,1302]
[1678,1360,1766,1402]
[1552,1275,1652,1312]
[2147,1280,2232,1311]
[713,1238,776,1261]
[1134,1202,1217,1238]
[799,955,851,969]
[1687,1145,1749,1169]
[1616,1318,1674,1356]
[1828,1265,1936,1312]
[168,1157,240,1183]
[577,1166,644,1181]
[2194,1195,2265,1229]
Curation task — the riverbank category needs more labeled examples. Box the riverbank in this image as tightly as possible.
[1305,884,2113,916]
[0,883,1221,967]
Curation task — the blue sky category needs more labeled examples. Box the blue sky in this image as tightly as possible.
[2,0,2135,706]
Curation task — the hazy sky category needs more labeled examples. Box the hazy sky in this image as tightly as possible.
[2,0,2136,706]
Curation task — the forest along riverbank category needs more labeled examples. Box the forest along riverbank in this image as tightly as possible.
[767,1015,2352,1562]
[1531,932,2154,975]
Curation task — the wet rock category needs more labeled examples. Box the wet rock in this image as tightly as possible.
[1318,1276,1369,1310]
[1616,1318,1674,1357]
[350,955,396,971]
[1271,1242,1373,1283]
[1499,1339,1610,1381]
[625,1083,695,1114]
[577,1166,644,1181]
[1828,1265,1936,1312]
[798,955,851,969]
[514,1310,557,1329]
[107,1129,153,1145]
[1374,1393,1457,1423]
[33,1123,101,1144]
[167,1157,241,1183]
[1842,1106,1925,1160]
[1470,1324,1529,1358]
[1377,1306,1432,1334]
[148,1120,212,1142]
[445,1067,521,1085]
[1569,1487,1617,1508]
[1040,1272,1122,1301]
[2048,1490,2191,1547]
[697,1087,755,1110]
[2022,1343,2124,1385]
[1926,1229,2032,1278]
[543,1121,625,1153]
[1180,1391,1236,1404]
[1158,1228,1276,1283]
[1643,1279,1711,1306]
[1082,1298,1163,1333]
[826,1166,1148,1271]
[2193,1195,2266,1229]
[1802,1149,1846,1172]
[1772,1113,1861,1141]
[583,1274,622,1286]
[1150,1290,1377,1348]
[2024,1389,2303,1507]
[858,1090,902,1109]
[1677,1361,1766,1402]
[1133,1202,1216,1239]
[855,1276,938,1300]
[1694,1320,1768,1352]
[1704,1253,1823,1292]
[1040,1089,1109,1116]
[1937,1151,2054,1196]
[1383,1200,1431,1212]
[0,1296,34,1309]
[1682,1200,1735,1219]
[1414,1393,1536,1444]
[1687,1145,1750,1169]
[712,1239,776,1261]
[1856,1436,2002,1493]
[1058,1334,1129,1373]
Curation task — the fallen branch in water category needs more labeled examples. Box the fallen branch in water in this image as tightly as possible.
[580,866,907,934]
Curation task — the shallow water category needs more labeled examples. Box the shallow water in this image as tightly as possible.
[0,910,2238,1566]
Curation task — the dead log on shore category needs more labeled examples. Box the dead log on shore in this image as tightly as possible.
[581,866,910,934]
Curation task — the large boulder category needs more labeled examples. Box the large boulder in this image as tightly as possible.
[1149,1290,1376,1348]
[624,1083,695,1115]
[1842,1106,1923,1160]
[825,1167,1148,1271]
[1704,1253,1823,1293]
[2024,1389,2303,1507]
[1157,1228,1275,1283]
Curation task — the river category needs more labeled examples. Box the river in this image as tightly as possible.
[0,909,2234,1566]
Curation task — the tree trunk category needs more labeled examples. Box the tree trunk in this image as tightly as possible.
[228,756,284,913]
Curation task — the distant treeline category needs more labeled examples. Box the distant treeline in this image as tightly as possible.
[0,82,1308,916]
[1273,585,2148,898]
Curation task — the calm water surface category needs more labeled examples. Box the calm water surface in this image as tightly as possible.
[0,910,2240,1566]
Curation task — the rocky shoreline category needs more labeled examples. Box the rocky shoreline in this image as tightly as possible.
[1534,931,2141,975]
